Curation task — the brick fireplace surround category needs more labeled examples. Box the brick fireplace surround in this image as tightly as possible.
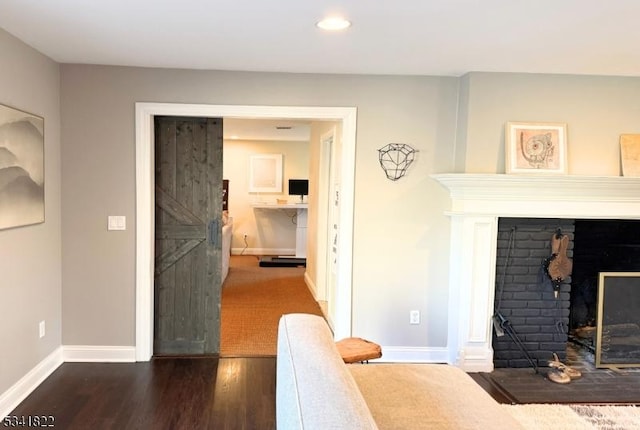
[492,217,576,368]
[433,174,640,372]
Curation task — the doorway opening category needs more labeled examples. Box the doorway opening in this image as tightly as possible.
[135,103,357,361]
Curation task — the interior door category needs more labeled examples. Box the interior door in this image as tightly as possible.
[153,116,223,355]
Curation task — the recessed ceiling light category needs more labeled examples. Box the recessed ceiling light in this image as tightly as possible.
[316,17,351,31]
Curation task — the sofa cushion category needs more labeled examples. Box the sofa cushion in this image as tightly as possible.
[350,363,524,430]
[276,313,378,430]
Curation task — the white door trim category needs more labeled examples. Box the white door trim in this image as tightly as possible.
[315,128,335,303]
[135,103,357,361]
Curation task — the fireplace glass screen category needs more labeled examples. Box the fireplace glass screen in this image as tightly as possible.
[595,272,640,368]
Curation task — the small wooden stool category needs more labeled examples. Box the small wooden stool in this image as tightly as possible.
[335,337,382,363]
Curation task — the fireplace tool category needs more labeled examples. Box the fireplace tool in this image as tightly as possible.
[493,312,539,373]
[542,228,573,298]
[493,226,540,373]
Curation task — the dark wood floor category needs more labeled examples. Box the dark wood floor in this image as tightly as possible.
[12,343,640,428]
[10,357,276,430]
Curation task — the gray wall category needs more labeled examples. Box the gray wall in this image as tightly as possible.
[0,30,61,395]
[461,72,640,175]
[59,66,640,352]
[5,27,640,395]
[60,66,460,347]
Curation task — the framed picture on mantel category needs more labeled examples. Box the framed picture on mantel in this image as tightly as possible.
[505,121,567,174]
[620,134,640,177]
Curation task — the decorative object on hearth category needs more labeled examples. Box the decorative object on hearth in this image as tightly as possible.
[543,229,573,298]
[548,352,582,380]
[0,103,44,230]
[547,367,571,384]
[377,143,416,181]
[505,121,567,174]
[620,134,640,176]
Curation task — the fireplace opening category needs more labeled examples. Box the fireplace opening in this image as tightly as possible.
[492,218,640,369]
[571,220,640,368]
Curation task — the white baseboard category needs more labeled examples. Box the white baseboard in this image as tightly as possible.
[375,346,450,363]
[62,345,136,362]
[303,271,318,299]
[1,345,136,419]
[0,347,63,419]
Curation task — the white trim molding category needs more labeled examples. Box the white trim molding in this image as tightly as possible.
[0,348,63,419]
[433,173,640,372]
[230,247,295,256]
[375,346,450,363]
[135,103,358,361]
[62,345,136,363]
[303,271,317,299]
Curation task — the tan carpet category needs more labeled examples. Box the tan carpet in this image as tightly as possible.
[351,363,525,430]
[220,255,324,356]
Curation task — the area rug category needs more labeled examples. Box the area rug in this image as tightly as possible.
[505,404,640,430]
[220,256,324,356]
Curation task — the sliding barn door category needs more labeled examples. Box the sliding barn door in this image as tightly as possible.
[154,116,223,355]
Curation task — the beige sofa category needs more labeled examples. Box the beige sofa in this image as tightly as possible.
[276,313,524,430]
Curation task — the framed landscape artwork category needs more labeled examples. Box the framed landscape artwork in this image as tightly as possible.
[505,121,567,174]
[0,103,44,230]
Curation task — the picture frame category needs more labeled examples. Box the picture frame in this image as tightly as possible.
[619,134,640,177]
[249,153,283,193]
[595,272,640,368]
[505,121,567,174]
[0,103,45,230]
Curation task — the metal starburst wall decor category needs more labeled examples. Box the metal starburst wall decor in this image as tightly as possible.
[377,143,417,181]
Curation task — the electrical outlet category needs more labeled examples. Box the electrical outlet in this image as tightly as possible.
[409,310,420,325]
[39,320,45,338]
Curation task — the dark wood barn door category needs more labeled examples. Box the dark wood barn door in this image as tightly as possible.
[154,116,223,355]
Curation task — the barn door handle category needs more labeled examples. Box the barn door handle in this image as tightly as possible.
[208,219,219,246]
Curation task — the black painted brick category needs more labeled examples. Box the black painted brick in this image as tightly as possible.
[511,309,541,317]
[499,300,529,309]
[508,359,538,368]
[494,218,574,368]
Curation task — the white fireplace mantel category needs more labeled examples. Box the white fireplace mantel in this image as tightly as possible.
[432,173,640,372]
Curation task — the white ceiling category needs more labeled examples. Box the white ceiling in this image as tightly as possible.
[2,1,639,141]
[1,0,640,78]
[224,118,310,142]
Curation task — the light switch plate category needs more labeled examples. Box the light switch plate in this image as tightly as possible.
[108,216,126,231]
